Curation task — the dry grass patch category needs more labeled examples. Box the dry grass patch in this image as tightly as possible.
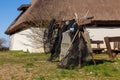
[0,51,120,80]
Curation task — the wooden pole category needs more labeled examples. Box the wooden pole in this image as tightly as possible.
[81,30,96,65]
[65,30,79,56]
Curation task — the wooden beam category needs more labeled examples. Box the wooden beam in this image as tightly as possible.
[107,37,120,42]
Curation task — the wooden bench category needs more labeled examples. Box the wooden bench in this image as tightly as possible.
[91,40,104,53]
[104,36,120,59]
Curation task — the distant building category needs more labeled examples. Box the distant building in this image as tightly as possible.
[5,0,120,53]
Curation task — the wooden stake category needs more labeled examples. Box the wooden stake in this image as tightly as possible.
[81,32,96,65]
[65,30,79,55]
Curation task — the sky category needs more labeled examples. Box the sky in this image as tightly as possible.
[0,0,30,47]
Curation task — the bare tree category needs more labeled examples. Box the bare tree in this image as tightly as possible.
[22,9,50,50]
[0,37,6,48]
[21,0,63,50]
[21,27,45,48]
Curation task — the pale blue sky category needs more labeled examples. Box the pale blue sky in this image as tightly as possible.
[0,0,30,46]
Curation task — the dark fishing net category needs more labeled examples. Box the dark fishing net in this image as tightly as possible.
[43,19,90,68]
[43,19,58,53]
[58,30,89,69]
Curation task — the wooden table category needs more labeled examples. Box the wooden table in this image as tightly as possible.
[91,40,104,53]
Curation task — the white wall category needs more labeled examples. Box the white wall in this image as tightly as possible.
[9,27,120,52]
[86,27,120,48]
[10,28,44,53]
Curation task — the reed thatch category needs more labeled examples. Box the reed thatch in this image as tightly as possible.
[5,0,120,34]
[17,4,30,11]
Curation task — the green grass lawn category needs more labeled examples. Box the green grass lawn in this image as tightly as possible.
[0,51,120,80]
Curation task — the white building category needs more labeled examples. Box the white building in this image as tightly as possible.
[5,0,120,53]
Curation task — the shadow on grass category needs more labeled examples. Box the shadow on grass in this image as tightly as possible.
[84,59,115,66]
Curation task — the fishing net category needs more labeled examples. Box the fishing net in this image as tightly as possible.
[58,30,89,69]
[43,19,90,68]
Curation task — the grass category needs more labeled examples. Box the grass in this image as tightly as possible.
[0,51,120,80]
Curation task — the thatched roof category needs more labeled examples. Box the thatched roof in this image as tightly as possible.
[5,0,120,34]
[17,4,30,11]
